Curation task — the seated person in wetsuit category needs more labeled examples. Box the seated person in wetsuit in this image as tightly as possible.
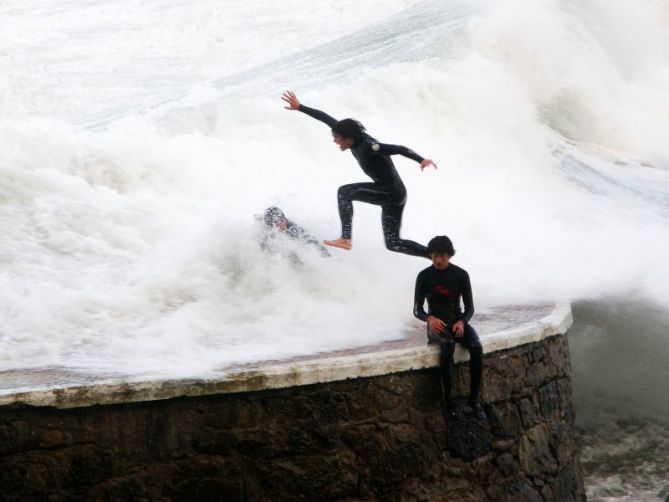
[413,235,486,420]
[260,206,331,258]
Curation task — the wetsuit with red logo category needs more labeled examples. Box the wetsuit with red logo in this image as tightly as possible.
[414,263,483,406]
[298,104,428,258]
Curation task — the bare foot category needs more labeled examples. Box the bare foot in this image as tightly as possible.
[323,238,352,250]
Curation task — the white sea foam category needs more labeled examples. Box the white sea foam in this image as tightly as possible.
[1,0,668,383]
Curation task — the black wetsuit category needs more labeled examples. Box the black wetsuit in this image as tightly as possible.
[298,104,428,258]
[285,220,330,257]
[414,263,483,405]
[262,219,331,258]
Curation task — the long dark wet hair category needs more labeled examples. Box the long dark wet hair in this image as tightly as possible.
[332,118,365,143]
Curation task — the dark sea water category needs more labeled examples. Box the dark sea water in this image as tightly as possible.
[570,300,669,501]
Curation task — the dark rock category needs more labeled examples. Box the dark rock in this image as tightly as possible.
[491,439,515,452]
[538,381,559,418]
[446,404,491,460]
[409,371,442,409]
[518,425,558,477]
[310,389,351,423]
[548,336,570,378]
[556,378,573,414]
[168,458,244,502]
[488,401,521,438]
[235,428,294,458]
[191,427,237,455]
[483,354,528,400]
[530,346,546,363]
[519,397,540,429]
[486,475,544,502]
[67,445,116,486]
[251,452,358,500]
[549,465,587,502]
[496,452,518,477]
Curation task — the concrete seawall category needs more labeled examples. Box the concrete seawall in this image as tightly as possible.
[0,304,585,501]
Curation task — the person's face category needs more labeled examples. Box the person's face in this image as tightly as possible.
[430,253,450,270]
[333,134,354,151]
[278,218,288,230]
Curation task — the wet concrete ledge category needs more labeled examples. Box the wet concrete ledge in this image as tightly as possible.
[0,303,572,410]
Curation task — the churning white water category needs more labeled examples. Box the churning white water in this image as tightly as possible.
[1,1,669,498]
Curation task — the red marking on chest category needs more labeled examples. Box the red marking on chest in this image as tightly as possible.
[435,285,451,297]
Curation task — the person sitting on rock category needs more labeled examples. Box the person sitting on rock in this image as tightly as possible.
[413,235,485,420]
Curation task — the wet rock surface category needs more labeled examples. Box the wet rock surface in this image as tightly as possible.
[446,404,492,460]
[0,334,585,501]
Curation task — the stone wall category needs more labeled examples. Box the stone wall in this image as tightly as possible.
[0,333,584,501]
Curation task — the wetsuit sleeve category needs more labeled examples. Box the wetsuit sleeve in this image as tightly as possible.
[288,222,331,257]
[460,271,474,324]
[303,234,331,257]
[316,243,331,257]
[371,143,425,163]
[413,271,429,322]
[298,104,338,128]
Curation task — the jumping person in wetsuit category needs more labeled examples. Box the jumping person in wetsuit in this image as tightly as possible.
[414,235,486,420]
[282,90,437,257]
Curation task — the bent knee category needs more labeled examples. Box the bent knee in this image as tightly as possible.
[338,184,357,195]
[385,242,401,252]
[384,236,400,251]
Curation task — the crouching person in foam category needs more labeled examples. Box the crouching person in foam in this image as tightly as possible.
[260,206,331,258]
[413,235,486,420]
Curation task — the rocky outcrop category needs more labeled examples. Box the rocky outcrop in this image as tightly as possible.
[0,333,584,501]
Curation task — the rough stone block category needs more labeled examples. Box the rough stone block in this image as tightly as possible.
[538,381,559,418]
[251,452,358,500]
[518,424,558,477]
[519,397,540,429]
[488,402,521,438]
[486,475,544,502]
[446,406,491,460]
[496,452,518,477]
[491,439,515,452]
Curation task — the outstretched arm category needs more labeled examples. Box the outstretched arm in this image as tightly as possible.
[371,143,437,170]
[282,90,338,128]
